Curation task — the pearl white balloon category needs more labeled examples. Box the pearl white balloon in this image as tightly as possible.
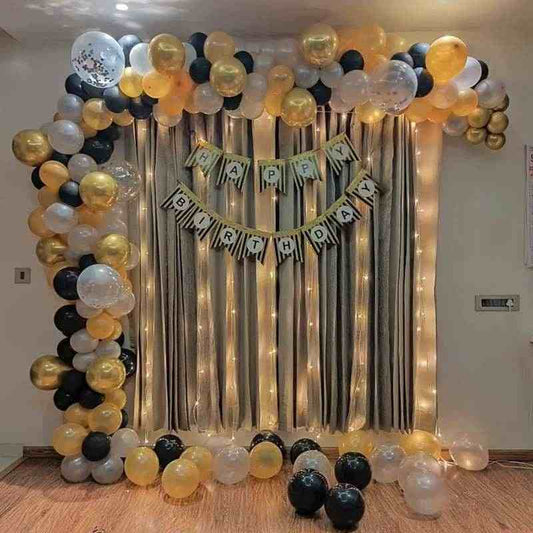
[213,445,250,485]
[452,57,482,90]
[111,428,141,458]
[68,224,98,254]
[61,454,91,483]
[183,42,197,70]
[97,218,128,238]
[70,328,99,353]
[443,114,469,137]
[72,351,98,372]
[91,454,124,484]
[275,38,299,67]
[76,299,103,319]
[404,470,447,516]
[293,450,334,485]
[44,203,79,234]
[77,264,123,309]
[294,63,320,89]
[370,444,406,483]
[254,53,274,75]
[101,160,141,202]
[369,60,418,113]
[449,434,489,471]
[95,340,121,358]
[429,81,459,109]
[320,62,344,89]
[125,243,140,271]
[398,452,442,492]
[57,94,84,123]
[244,73,268,102]
[130,43,152,75]
[475,78,506,109]
[68,154,97,183]
[240,96,265,120]
[47,120,85,155]
[106,289,136,318]
[329,90,353,113]
[194,83,223,115]
[338,70,369,107]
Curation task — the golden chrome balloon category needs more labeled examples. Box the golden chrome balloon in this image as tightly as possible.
[125,446,160,486]
[404,98,432,123]
[426,36,468,83]
[119,67,143,98]
[267,65,295,95]
[210,57,246,97]
[86,357,126,394]
[181,446,213,481]
[88,402,123,434]
[300,23,339,67]
[486,132,506,150]
[37,186,59,208]
[52,423,88,456]
[79,171,118,212]
[162,458,200,499]
[465,127,488,145]
[112,109,135,127]
[400,430,441,459]
[338,430,375,457]
[149,34,185,75]
[105,388,127,410]
[64,403,90,427]
[142,70,172,99]
[82,99,113,131]
[249,441,283,479]
[36,236,67,265]
[493,94,509,112]
[12,129,53,166]
[487,111,509,134]
[280,88,317,128]
[28,207,54,238]
[453,89,478,117]
[39,160,70,192]
[356,101,386,125]
[204,31,235,63]
[30,355,70,390]
[87,312,115,340]
[94,233,130,269]
[467,107,492,128]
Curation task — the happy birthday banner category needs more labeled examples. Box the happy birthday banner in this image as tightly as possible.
[161,169,378,265]
[185,132,360,192]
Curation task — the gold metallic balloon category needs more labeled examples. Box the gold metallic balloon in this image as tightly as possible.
[204,31,235,63]
[426,35,468,83]
[30,355,70,390]
[267,65,295,95]
[181,446,213,482]
[36,236,67,265]
[79,171,118,212]
[210,57,247,97]
[125,446,160,486]
[404,98,432,123]
[28,207,54,238]
[487,111,509,134]
[88,402,123,434]
[37,186,59,208]
[486,132,506,151]
[119,67,143,98]
[453,89,478,117]
[265,90,283,117]
[64,403,90,427]
[86,357,126,394]
[105,388,127,410]
[493,94,509,112]
[280,88,317,128]
[94,233,130,268]
[87,312,116,339]
[162,458,200,499]
[338,430,375,457]
[52,423,88,456]
[149,34,185,75]
[465,127,488,145]
[356,101,386,125]
[142,70,172,98]
[82,99,113,131]
[400,430,441,459]
[39,160,70,192]
[467,107,492,128]
[12,129,53,166]
[112,109,135,127]
[300,23,339,67]
[249,441,283,479]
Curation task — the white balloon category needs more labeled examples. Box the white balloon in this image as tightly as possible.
[91,454,124,484]
[130,43,152,75]
[125,243,140,271]
[404,470,447,516]
[254,53,274,75]
[68,154,97,183]
[429,81,459,109]
[77,264,123,309]
[183,42,197,70]
[61,454,91,483]
[111,428,141,458]
[329,90,353,113]
[398,452,442,492]
[293,450,334,485]
[240,96,265,120]
[106,289,136,318]
[95,340,121,358]
[72,351,98,372]
[68,224,98,254]
[243,73,268,101]
[369,60,418,113]
[44,203,79,234]
[443,114,469,137]
[76,299,103,319]
[194,83,223,115]
[294,63,320,89]
[370,444,406,483]
[275,38,299,67]
[449,434,489,471]
[57,94,84,123]
[339,70,369,107]
[97,218,128,238]
[101,160,141,202]
[320,62,344,89]
[47,120,84,155]
[213,445,250,485]
[475,78,506,109]
[70,328,99,353]
[452,57,482,90]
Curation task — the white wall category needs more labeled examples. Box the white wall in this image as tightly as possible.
[0,27,532,448]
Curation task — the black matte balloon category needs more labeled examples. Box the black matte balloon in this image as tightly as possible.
[78,387,105,409]
[57,337,76,365]
[288,469,329,516]
[391,52,414,68]
[54,305,86,336]
[81,138,114,164]
[51,151,71,166]
[290,438,322,464]
[103,86,130,113]
[141,93,158,107]
[223,94,242,111]
[118,34,142,66]
[82,431,111,461]
[120,409,129,428]
[477,59,489,84]
[154,434,185,468]
[58,180,83,207]
[414,67,434,98]
[78,254,97,271]
[129,98,153,120]
[309,81,332,106]
[53,267,80,301]
[31,167,45,190]
[119,348,137,377]
[234,50,254,74]
[61,370,86,396]
[116,332,125,346]
[334,452,372,490]
[65,73,84,99]
[81,81,104,99]
[408,43,430,69]
[250,431,286,457]
[54,387,77,411]
[325,483,365,530]
[189,32,208,57]
[189,57,212,84]
[339,50,365,73]
[97,123,121,142]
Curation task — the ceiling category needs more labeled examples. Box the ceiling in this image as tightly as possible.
[1,0,532,44]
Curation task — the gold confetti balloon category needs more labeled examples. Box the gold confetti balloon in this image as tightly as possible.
[204,31,235,63]
[249,441,283,479]
[400,430,441,459]
[12,129,53,166]
[467,107,492,128]
[125,446,160,486]
[300,23,339,67]
[181,446,213,482]
[281,88,317,128]
[35,236,67,265]
[486,132,506,151]
[149,34,185,75]
[64,403,90,427]
[465,127,488,145]
[487,111,509,134]
[30,355,70,390]
[86,357,126,394]
[210,57,247,97]
[52,423,88,456]
[162,458,200,499]
[88,402,123,434]
[79,171,118,212]
[338,430,375,457]
[82,98,114,130]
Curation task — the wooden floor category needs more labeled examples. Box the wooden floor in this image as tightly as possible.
[1,459,533,533]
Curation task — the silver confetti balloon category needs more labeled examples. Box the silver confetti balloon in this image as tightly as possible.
[61,454,92,483]
[91,454,124,484]
[101,160,142,202]
[213,445,250,485]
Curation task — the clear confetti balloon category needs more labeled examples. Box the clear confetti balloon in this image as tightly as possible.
[398,452,441,492]
[91,454,124,484]
[293,450,334,485]
[68,224,98,255]
[443,114,469,137]
[111,428,141,458]
[449,433,489,471]
[106,288,136,318]
[57,94,84,123]
[338,70,369,107]
[404,470,447,516]
[61,454,91,483]
[294,63,320,89]
[71,31,125,88]
[320,61,344,89]
[44,203,78,234]
[370,444,406,483]
[101,160,141,202]
[213,445,250,485]
[68,154,98,183]
[130,43,153,75]
[72,352,97,372]
[369,60,418,113]
[77,264,123,309]
[47,120,85,155]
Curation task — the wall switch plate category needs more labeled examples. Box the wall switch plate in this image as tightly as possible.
[475,294,519,311]
[14,268,31,284]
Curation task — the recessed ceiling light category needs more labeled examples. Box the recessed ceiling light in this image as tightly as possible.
[115,3,129,11]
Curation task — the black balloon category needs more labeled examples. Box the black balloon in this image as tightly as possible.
[51,151,71,166]
[54,305,86,336]
[103,86,130,113]
[118,34,142,66]
[154,434,185,468]
[234,50,254,74]
[334,452,372,490]
[223,94,243,111]
[54,387,77,411]
[141,93,158,107]
[78,253,97,271]
[81,81,104,99]
[65,73,84,99]
[119,348,137,377]
[408,43,430,69]
[290,438,322,464]
[31,167,45,190]
[189,58,212,84]
[53,267,80,301]
[250,431,286,457]
[116,332,125,346]
[129,98,153,120]
[391,52,414,68]
[339,50,365,73]
[78,387,105,409]
[309,81,332,106]
[58,180,83,207]
[477,59,489,84]
[97,123,121,142]
[189,32,208,57]
[61,370,86,396]
[414,67,434,98]
[120,409,129,428]
[81,138,114,164]
[288,469,329,516]
[82,431,111,461]
[57,337,76,365]
[325,483,365,530]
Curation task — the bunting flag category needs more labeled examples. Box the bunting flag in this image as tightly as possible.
[302,218,340,254]
[216,152,251,190]
[185,140,223,177]
[274,232,305,265]
[323,133,360,175]
[211,221,246,256]
[288,150,321,188]
[258,159,287,194]
[346,172,379,208]
[327,195,362,230]
[240,232,269,263]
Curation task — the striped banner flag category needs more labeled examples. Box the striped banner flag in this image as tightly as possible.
[216,153,251,190]
[288,150,321,188]
[302,218,340,254]
[258,159,287,194]
[274,233,304,265]
[185,140,223,177]
[324,133,360,175]
[210,222,246,257]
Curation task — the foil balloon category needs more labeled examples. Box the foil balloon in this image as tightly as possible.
[12,129,53,166]
[30,355,70,390]
[86,357,126,394]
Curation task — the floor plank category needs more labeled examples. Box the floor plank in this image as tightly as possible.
[0,458,532,532]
